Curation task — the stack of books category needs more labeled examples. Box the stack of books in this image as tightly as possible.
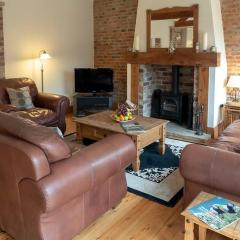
[189,196,240,230]
[120,121,145,134]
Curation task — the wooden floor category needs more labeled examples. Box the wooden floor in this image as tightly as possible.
[0,115,228,240]
[0,193,228,240]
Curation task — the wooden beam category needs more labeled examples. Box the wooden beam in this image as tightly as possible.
[198,67,209,133]
[192,4,199,49]
[146,10,151,51]
[131,64,139,108]
[126,51,221,67]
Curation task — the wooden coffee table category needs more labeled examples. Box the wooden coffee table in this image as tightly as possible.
[73,111,168,171]
[182,192,240,240]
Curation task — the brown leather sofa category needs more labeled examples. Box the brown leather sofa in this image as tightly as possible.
[180,120,240,207]
[0,78,70,133]
[0,112,136,240]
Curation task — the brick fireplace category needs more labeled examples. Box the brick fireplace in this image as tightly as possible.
[138,64,198,129]
[126,49,221,133]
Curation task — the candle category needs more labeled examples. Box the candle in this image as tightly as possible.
[203,32,208,51]
[135,35,140,51]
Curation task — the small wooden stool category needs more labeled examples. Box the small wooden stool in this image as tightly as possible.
[182,192,240,240]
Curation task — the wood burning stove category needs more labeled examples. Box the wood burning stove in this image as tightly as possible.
[151,66,193,128]
[160,95,183,123]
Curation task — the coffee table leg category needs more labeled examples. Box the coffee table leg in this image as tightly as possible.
[159,125,166,155]
[184,218,194,240]
[159,140,166,155]
[76,123,83,143]
[132,139,140,172]
[199,226,206,240]
[132,151,140,172]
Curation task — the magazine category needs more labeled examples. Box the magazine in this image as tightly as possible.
[120,121,145,133]
[189,196,240,230]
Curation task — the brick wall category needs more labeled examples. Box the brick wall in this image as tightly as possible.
[0,6,4,78]
[221,0,240,76]
[94,0,138,106]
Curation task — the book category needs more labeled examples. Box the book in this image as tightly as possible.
[120,121,145,133]
[189,196,240,230]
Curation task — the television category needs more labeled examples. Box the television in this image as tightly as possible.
[75,68,113,93]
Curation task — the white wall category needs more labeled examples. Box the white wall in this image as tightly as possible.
[3,0,94,101]
[129,0,227,128]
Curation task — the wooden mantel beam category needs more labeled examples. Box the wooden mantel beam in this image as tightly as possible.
[126,51,221,67]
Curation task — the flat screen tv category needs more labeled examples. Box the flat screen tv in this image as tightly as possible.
[75,68,113,93]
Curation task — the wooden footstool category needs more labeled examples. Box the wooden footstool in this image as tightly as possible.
[182,192,240,240]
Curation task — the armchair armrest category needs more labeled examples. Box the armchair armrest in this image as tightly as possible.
[180,144,240,197]
[34,93,70,114]
[0,103,17,113]
[34,93,70,133]
[32,134,136,212]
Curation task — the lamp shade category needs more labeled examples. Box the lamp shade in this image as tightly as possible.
[39,50,51,60]
[227,75,240,88]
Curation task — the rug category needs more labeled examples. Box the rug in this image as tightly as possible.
[64,134,190,207]
[126,138,190,207]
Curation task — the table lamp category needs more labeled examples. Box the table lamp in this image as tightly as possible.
[227,75,240,102]
[39,50,51,92]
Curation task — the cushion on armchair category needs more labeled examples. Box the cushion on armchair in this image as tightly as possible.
[6,86,34,110]
[0,112,71,163]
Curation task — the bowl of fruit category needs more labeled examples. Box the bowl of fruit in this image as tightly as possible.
[112,103,135,122]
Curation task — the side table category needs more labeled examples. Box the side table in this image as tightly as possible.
[182,192,240,240]
[224,102,240,127]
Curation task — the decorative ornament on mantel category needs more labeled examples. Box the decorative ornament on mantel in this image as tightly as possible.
[128,35,141,53]
[134,35,140,52]
[202,32,208,52]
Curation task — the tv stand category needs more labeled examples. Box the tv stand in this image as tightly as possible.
[73,93,113,117]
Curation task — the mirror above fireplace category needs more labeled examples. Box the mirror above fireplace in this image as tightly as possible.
[147,5,199,51]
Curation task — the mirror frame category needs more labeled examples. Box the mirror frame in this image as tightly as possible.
[147,5,199,52]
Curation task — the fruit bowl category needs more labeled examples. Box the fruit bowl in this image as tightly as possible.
[112,103,135,123]
[111,114,135,123]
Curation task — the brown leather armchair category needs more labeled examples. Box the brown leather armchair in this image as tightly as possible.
[0,112,136,240]
[180,120,240,208]
[0,78,70,133]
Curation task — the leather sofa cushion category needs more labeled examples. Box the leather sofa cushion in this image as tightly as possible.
[0,112,71,163]
[0,103,17,113]
[211,120,240,153]
[16,108,58,126]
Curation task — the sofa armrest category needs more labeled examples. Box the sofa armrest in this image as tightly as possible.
[33,134,136,212]
[0,103,17,113]
[0,134,51,182]
[34,93,70,114]
[180,144,240,197]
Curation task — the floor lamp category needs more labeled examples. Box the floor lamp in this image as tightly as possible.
[39,50,51,92]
